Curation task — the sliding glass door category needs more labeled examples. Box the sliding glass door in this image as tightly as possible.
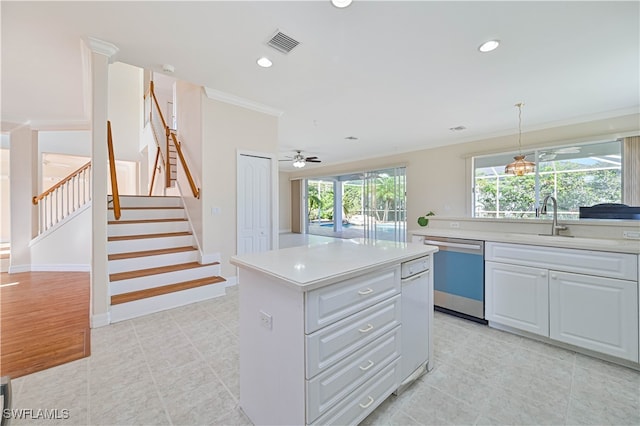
[304,166,406,242]
[362,167,406,242]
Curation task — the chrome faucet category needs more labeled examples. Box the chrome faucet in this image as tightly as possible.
[540,195,568,236]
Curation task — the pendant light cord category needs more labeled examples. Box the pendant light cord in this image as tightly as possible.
[516,102,524,154]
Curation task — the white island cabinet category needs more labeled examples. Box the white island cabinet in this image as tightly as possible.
[231,239,437,426]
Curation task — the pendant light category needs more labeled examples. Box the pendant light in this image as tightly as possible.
[505,102,536,176]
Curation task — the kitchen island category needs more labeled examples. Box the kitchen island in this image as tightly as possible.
[231,238,437,426]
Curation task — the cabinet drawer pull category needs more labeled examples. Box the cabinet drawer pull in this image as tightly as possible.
[540,272,547,277]
[358,288,374,295]
[358,324,374,333]
[359,360,375,371]
[359,396,374,409]
[551,273,557,279]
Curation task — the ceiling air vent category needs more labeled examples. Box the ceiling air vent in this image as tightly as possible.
[267,30,300,54]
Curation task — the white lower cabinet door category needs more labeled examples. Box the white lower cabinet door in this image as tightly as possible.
[549,271,639,362]
[485,261,549,336]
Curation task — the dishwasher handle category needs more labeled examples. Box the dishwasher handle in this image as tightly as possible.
[424,240,483,252]
[401,269,429,283]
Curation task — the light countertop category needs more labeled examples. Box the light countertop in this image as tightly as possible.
[231,239,437,291]
[410,228,640,254]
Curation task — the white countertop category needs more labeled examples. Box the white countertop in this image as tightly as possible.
[410,228,640,254]
[231,239,438,291]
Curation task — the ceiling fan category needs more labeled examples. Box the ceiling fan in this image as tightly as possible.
[279,150,322,168]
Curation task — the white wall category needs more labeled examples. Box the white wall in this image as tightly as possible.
[8,126,38,271]
[287,113,640,231]
[108,62,143,162]
[30,205,91,269]
[201,96,278,277]
[0,149,10,242]
[279,172,291,233]
[175,80,204,253]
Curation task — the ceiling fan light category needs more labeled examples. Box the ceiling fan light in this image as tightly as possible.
[505,155,536,176]
[293,159,306,168]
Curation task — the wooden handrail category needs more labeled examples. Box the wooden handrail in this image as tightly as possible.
[170,133,200,199]
[149,146,161,196]
[148,81,200,198]
[33,161,91,205]
[107,121,121,220]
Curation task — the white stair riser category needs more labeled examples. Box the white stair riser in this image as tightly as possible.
[110,283,226,323]
[108,235,195,255]
[113,196,183,208]
[0,258,9,273]
[108,221,189,237]
[108,208,185,221]
[108,250,199,274]
[110,264,221,295]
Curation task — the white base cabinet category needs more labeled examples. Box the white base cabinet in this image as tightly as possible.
[485,261,549,336]
[549,271,638,361]
[485,242,639,363]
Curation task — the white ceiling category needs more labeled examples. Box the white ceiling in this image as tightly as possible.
[2,1,639,170]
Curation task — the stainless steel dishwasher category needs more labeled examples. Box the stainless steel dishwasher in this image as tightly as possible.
[421,236,486,322]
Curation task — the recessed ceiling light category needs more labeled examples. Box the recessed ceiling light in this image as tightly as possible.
[345,136,359,140]
[257,57,273,68]
[449,126,467,132]
[478,40,500,53]
[162,64,175,73]
[331,0,353,8]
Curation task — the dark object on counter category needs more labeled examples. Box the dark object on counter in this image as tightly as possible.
[579,203,640,220]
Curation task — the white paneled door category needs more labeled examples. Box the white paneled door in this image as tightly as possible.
[238,154,272,255]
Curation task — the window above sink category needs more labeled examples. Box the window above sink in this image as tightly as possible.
[472,139,623,220]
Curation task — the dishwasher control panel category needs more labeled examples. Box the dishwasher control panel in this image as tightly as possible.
[401,256,430,279]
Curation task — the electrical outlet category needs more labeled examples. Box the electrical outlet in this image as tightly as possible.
[623,231,640,239]
[259,310,272,330]
[449,222,460,228]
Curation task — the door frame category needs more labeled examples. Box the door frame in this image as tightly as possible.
[236,150,279,254]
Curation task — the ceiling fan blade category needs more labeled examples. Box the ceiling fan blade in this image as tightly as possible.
[306,159,322,163]
[305,156,319,161]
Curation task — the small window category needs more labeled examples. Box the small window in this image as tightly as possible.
[473,140,622,220]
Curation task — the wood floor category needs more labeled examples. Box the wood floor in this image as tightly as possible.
[1,271,90,379]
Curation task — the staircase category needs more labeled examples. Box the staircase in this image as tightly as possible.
[107,195,225,322]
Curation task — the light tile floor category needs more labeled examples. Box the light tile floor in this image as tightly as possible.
[10,286,640,425]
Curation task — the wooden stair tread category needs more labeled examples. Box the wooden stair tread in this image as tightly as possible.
[111,276,226,305]
[0,253,9,260]
[109,261,219,281]
[108,231,192,242]
[108,218,187,225]
[108,206,184,210]
[108,246,197,261]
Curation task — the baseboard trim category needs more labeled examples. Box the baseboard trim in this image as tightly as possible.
[91,312,111,328]
[30,264,91,272]
[8,264,30,273]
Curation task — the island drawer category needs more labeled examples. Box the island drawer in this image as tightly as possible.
[306,295,401,379]
[306,326,401,423]
[310,357,401,426]
[305,266,400,334]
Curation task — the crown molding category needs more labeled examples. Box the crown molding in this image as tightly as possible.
[203,87,283,117]
[83,36,119,63]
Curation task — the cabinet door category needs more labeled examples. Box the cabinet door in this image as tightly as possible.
[549,271,639,362]
[485,261,549,336]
